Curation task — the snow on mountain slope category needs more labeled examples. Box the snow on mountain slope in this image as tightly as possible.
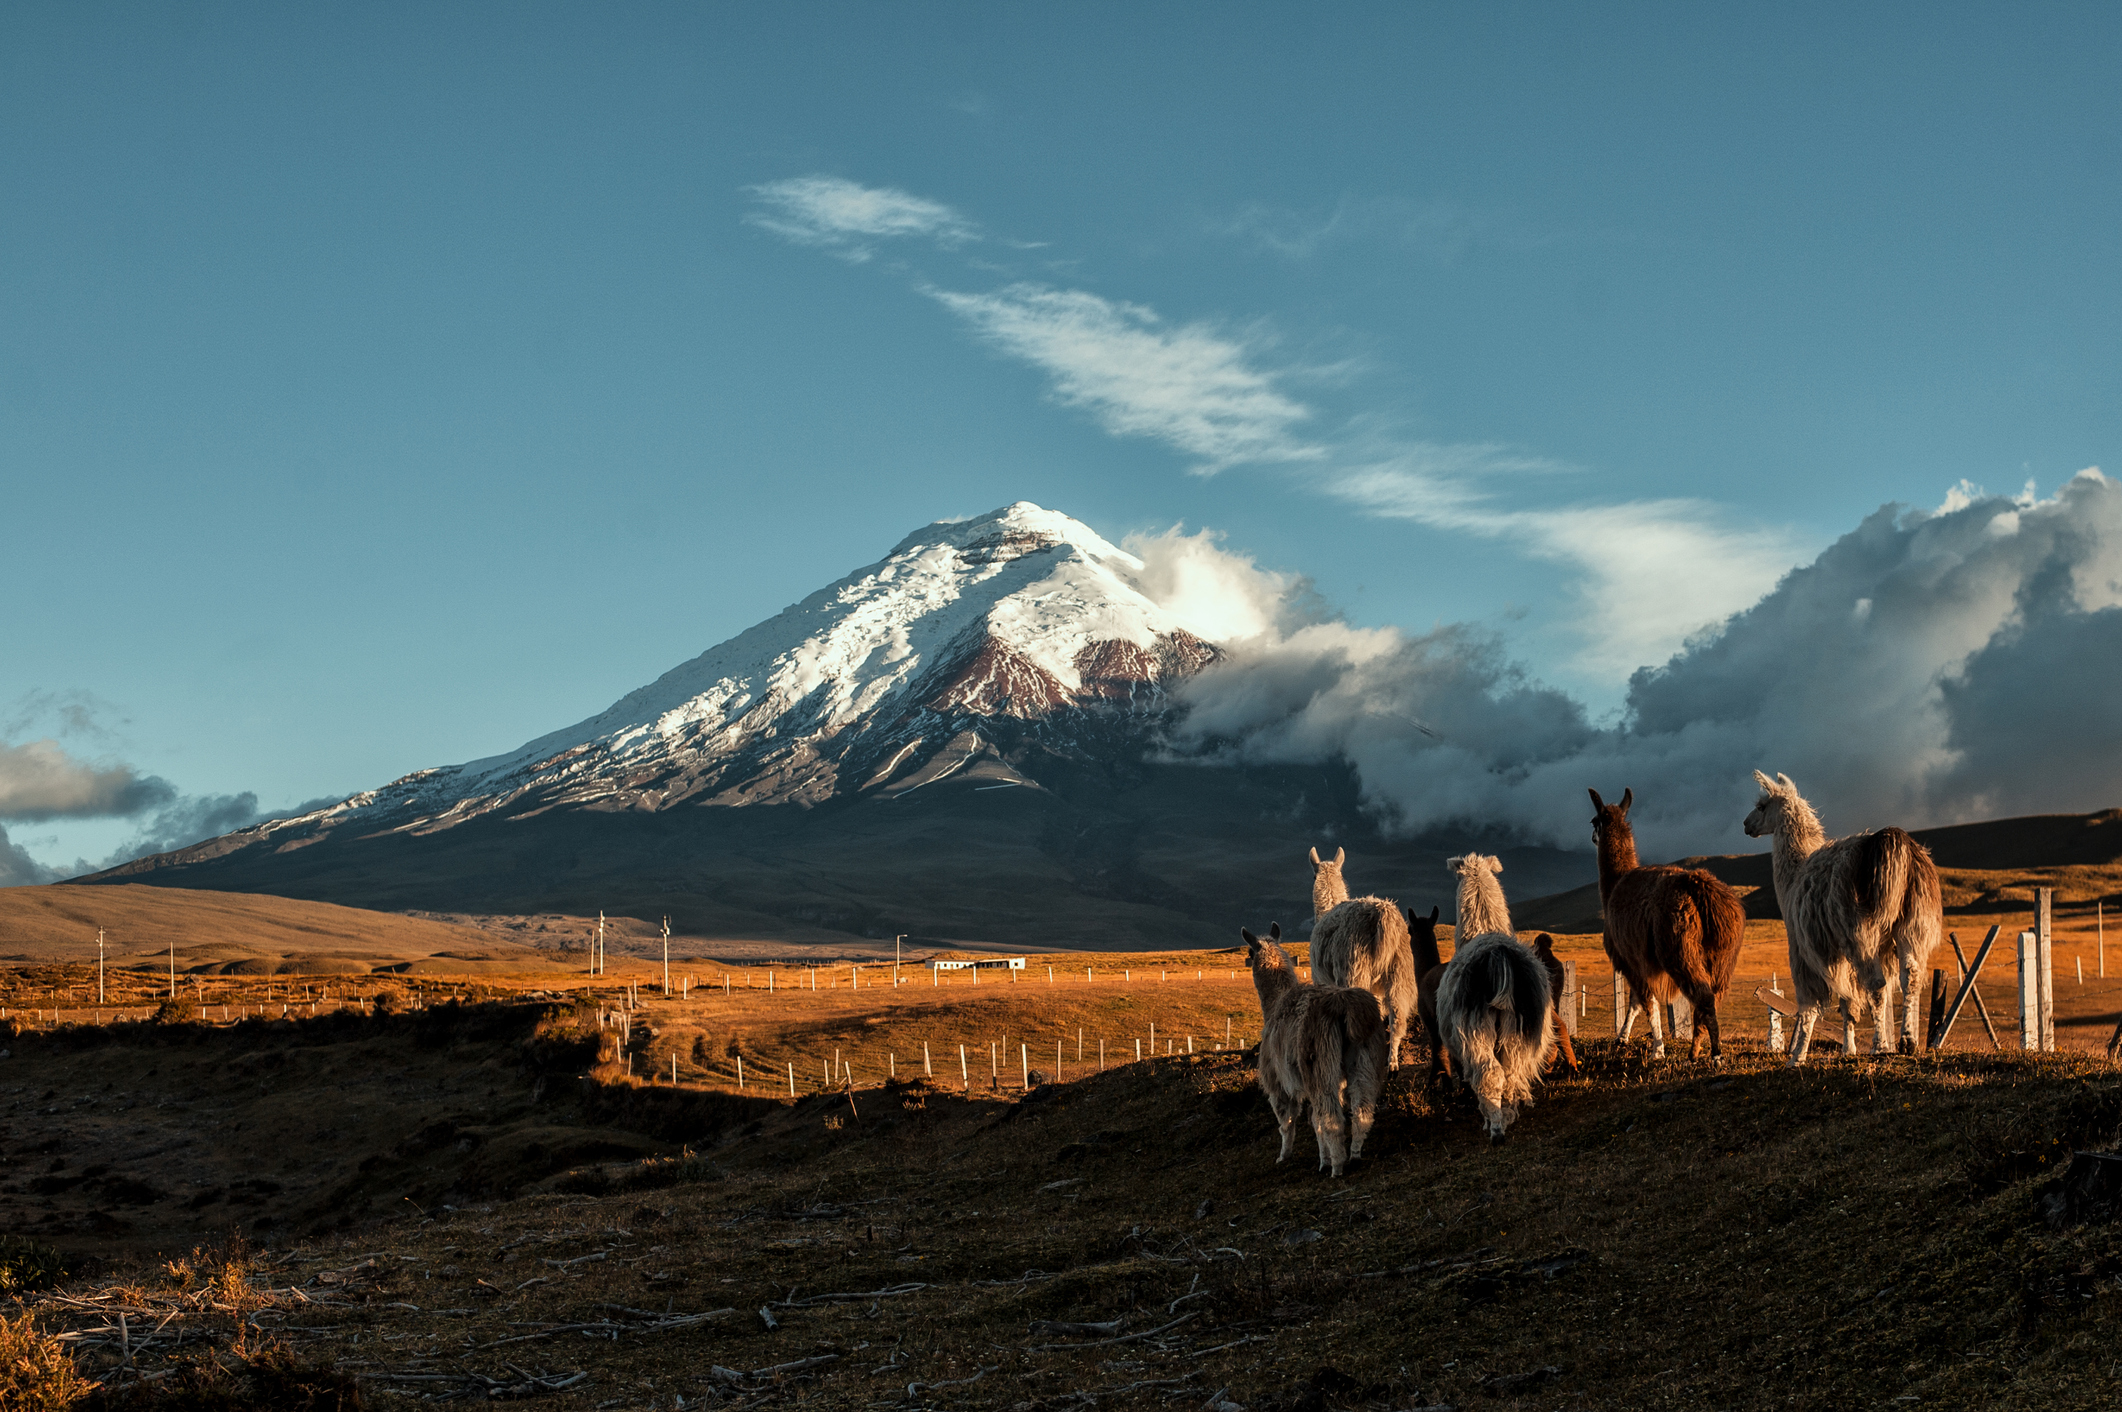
[254,503,1224,842]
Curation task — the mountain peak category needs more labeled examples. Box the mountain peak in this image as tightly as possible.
[889,501,1140,570]
[166,503,1226,851]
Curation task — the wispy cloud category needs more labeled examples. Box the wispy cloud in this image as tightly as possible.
[1220,194,1496,263]
[927,284,1320,472]
[745,175,979,262]
[1332,457,1808,677]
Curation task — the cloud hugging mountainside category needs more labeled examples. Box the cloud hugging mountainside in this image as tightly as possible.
[1175,469,2122,857]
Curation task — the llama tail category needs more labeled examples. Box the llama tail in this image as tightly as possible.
[1890,834,1944,968]
[1674,872,1748,993]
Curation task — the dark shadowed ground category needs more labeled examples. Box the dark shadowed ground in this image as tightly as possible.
[4,1000,2120,1410]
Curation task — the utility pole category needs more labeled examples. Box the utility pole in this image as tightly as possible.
[662,916,671,996]
[895,934,904,987]
[97,929,107,1004]
[596,911,606,976]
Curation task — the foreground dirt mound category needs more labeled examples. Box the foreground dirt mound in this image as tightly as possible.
[0,1002,744,1253]
[5,1009,2120,1409]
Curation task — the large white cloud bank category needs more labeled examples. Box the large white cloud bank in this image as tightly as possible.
[1145,470,2122,860]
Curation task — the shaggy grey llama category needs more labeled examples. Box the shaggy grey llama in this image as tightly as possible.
[1742,771,1944,1064]
[1435,929,1555,1143]
[1306,846,1417,1069]
[1240,922,1388,1177]
[1435,854,1552,1141]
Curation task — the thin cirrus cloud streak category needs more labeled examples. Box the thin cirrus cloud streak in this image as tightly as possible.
[745,174,1803,678]
[743,175,981,262]
[926,284,1321,473]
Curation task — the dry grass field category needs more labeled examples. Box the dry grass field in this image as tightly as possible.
[2,845,2120,1410]
[1,1000,2119,1411]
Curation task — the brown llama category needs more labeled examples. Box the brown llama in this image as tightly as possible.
[1742,771,1943,1063]
[1589,787,1746,1061]
[1306,846,1417,1068]
[1240,922,1388,1177]
[1530,933,1581,1073]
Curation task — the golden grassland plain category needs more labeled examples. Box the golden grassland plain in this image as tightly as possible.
[2,872,2120,1409]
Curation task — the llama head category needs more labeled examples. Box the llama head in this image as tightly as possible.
[1404,904,1441,939]
[1446,854,1503,879]
[1743,770,1799,837]
[1308,845,1348,911]
[1239,922,1289,971]
[1587,787,1636,851]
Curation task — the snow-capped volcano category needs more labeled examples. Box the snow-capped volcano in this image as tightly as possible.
[264,503,1222,838]
[84,499,1601,948]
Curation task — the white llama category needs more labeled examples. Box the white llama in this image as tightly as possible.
[1305,846,1417,1069]
[1448,854,1512,937]
[1742,771,1944,1064]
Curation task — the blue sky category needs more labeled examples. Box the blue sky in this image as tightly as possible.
[5,3,2119,873]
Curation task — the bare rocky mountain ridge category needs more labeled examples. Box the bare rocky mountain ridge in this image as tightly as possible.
[74,503,1600,947]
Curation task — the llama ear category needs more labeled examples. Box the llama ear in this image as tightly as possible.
[1428,905,1440,923]
[1487,855,1504,872]
[1333,847,1345,867]
[1752,769,1774,790]
[1777,772,1795,791]
[1445,854,1463,873]
[1240,928,1259,947]
[1308,846,1321,866]
[1619,788,1633,814]
[1269,921,1282,940]
[1588,787,1605,810]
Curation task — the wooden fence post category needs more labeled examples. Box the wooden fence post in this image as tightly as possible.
[1768,973,1785,1053]
[1559,961,1578,1035]
[2017,932,2040,1051]
[2037,888,2056,1052]
[1613,973,1627,1036]
[1925,970,1947,1049]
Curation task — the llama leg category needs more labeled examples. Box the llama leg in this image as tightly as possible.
[1477,1056,1510,1143]
[1873,981,1895,1054]
[1698,992,1722,1063]
[1899,954,1922,1053]
[1349,1090,1376,1160]
[1314,1090,1348,1176]
[1468,1020,1510,1142]
[1618,1000,1640,1042]
[1264,1083,1297,1163]
[1788,1003,1822,1066]
[1648,996,1666,1060]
